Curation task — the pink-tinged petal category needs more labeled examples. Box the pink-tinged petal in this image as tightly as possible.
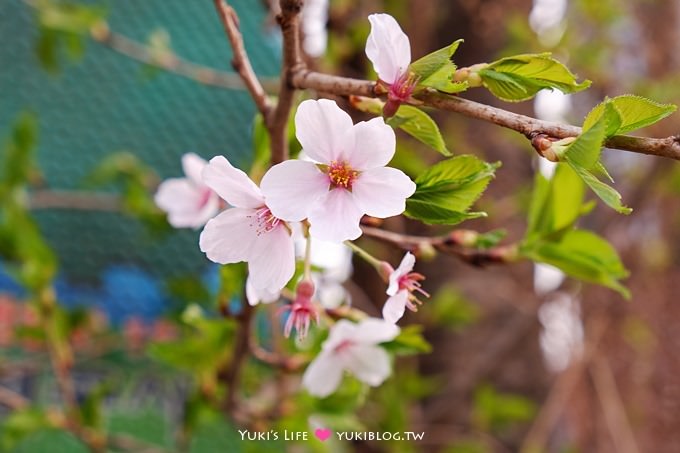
[352,317,400,345]
[181,153,208,186]
[352,167,416,218]
[261,160,329,221]
[308,189,364,242]
[366,13,411,84]
[321,319,358,351]
[248,225,296,293]
[344,344,392,386]
[202,156,263,208]
[302,350,345,397]
[382,290,408,324]
[346,117,396,170]
[154,178,218,229]
[246,277,281,306]
[199,208,258,264]
[387,252,416,295]
[295,99,354,163]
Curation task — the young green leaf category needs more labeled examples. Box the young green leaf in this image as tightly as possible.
[569,163,632,214]
[405,155,499,225]
[583,95,677,136]
[387,105,451,156]
[409,39,468,94]
[522,229,630,298]
[478,53,591,102]
[563,108,609,170]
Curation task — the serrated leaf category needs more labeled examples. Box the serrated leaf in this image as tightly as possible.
[479,53,591,102]
[564,108,609,170]
[405,155,498,225]
[410,39,468,94]
[568,162,632,214]
[388,105,451,156]
[522,229,630,298]
[583,95,677,136]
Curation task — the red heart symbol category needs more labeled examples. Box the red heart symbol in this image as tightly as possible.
[314,428,331,441]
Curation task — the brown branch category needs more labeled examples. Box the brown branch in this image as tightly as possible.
[360,225,520,266]
[0,386,30,410]
[220,302,255,414]
[88,21,278,92]
[270,0,305,164]
[290,70,680,161]
[213,1,274,118]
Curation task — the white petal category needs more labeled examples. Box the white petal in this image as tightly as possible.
[366,13,411,84]
[248,225,296,293]
[246,277,281,306]
[317,281,348,309]
[387,252,415,296]
[344,344,392,387]
[382,291,408,323]
[352,317,400,345]
[308,189,364,242]
[260,160,329,221]
[154,178,217,229]
[295,99,354,163]
[202,156,263,208]
[199,208,258,264]
[346,117,396,170]
[181,153,208,186]
[302,351,345,398]
[352,167,416,218]
[321,319,358,351]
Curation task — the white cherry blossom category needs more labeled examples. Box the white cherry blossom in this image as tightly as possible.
[154,153,219,229]
[382,252,429,324]
[260,99,416,243]
[302,318,400,397]
[199,156,295,294]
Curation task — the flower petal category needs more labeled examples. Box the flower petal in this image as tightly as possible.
[346,117,396,170]
[308,189,364,242]
[199,208,258,264]
[154,178,218,229]
[302,350,345,398]
[322,319,359,351]
[352,317,400,345]
[295,99,354,163]
[382,290,408,323]
[352,166,416,218]
[248,225,296,293]
[260,160,329,221]
[344,344,392,386]
[246,277,281,306]
[387,252,416,295]
[181,153,208,186]
[366,13,411,84]
[202,156,263,208]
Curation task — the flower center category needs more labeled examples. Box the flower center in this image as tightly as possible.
[249,207,281,236]
[333,339,355,353]
[388,71,418,103]
[327,160,358,190]
[399,272,430,311]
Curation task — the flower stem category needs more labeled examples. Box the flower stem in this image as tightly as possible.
[303,233,312,281]
[344,241,382,269]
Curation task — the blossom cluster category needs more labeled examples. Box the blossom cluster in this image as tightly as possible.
[154,14,428,397]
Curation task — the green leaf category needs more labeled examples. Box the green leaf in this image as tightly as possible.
[563,107,609,170]
[479,53,591,102]
[410,39,468,94]
[0,408,51,452]
[405,155,499,225]
[583,95,677,136]
[382,325,432,355]
[522,229,630,297]
[107,409,170,448]
[37,2,107,35]
[568,162,632,214]
[1,112,38,190]
[13,429,89,453]
[388,105,451,156]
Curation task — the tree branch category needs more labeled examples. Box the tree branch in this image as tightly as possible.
[270,0,305,164]
[213,0,274,119]
[290,69,680,161]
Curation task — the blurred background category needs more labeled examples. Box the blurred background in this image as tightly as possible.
[1,0,680,451]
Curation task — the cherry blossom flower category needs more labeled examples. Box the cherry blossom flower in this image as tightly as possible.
[154,153,220,229]
[260,99,416,243]
[366,13,416,117]
[302,317,400,397]
[245,277,281,306]
[199,156,295,294]
[382,252,429,324]
[280,280,319,340]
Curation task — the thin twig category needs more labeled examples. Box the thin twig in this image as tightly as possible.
[0,386,30,410]
[270,0,305,164]
[290,69,680,161]
[213,0,274,118]
[29,190,122,211]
